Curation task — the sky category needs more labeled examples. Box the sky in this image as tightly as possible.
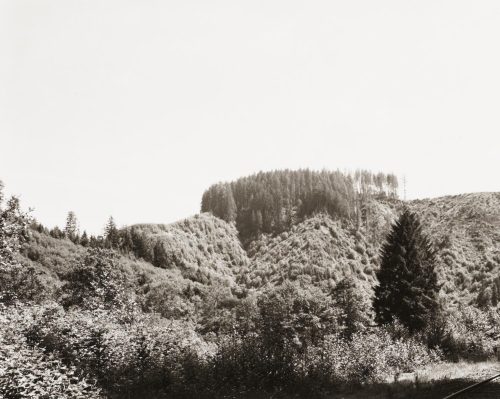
[1,0,499,235]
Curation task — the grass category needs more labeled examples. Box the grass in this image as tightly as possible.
[334,361,500,399]
[219,362,500,399]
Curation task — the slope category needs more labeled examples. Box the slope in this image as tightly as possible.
[239,214,381,299]
[409,193,500,306]
[237,192,500,309]
[120,213,250,286]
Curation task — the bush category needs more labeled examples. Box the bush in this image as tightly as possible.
[437,306,500,361]
[308,328,441,386]
[24,303,215,398]
[0,304,102,399]
[61,249,132,310]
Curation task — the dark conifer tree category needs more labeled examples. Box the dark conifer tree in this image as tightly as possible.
[89,234,102,248]
[50,226,64,239]
[72,233,81,245]
[373,209,439,333]
[222,185,237,222]
[120,228,134,252]
[104,216,120,248]
[80,231,90,247]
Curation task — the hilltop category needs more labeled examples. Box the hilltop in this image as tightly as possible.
[201,169,399,244]
[118,213,249,286]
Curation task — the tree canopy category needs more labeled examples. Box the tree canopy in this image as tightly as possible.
[201,169,399,242]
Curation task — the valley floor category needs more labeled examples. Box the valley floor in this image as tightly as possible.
[335,361,500,399]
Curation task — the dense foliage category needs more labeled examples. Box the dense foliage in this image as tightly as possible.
[1,174,500,398]
[201,169,399,242]
[410,193,500,307]
[116,214,249,285]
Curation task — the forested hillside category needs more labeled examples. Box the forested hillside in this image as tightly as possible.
[2,173,500,398]
[240,215,378,292]
[16,176,500,317]
[201,169,399,243]
[409,193,500,307]
[117,214,249,285]
[21,176,500,311]
[200,171,500,309]
[18,228,218,321]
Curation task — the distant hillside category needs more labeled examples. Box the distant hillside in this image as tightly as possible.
[234,190,500,309]
[19,175,500,312]
[201,169,399,243]
[119,213,249,285]
[238,214,379,299]
[408,193,500,307]
[19,229,87,289]
[19,224,243,321]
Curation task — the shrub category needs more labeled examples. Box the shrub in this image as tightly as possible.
[308,328,441,386]
[61,248,132,310]
[0,304,102,399]
[24,304,215,398]
[438,305,500,361]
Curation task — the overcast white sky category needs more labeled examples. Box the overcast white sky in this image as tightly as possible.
[1,0,499,234]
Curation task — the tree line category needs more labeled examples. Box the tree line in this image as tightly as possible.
[33,169,399,251]
[33,213,120,249]
[201,169,399,242]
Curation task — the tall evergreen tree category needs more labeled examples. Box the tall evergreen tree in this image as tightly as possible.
[64,211,79,242]
[373,209,439,333]
[222,185,237,222]
[50,226,64,239]
[104,216,120,248]
[80,231,90,247]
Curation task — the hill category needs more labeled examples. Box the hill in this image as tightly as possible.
[19,213,255,322]
[239,214,378,292]
[3,174,500,399]
[409,193,500,307]
[21,190,500,310]
[232,190,500,309]
[201,169,399,244]
[119,213,250,285]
